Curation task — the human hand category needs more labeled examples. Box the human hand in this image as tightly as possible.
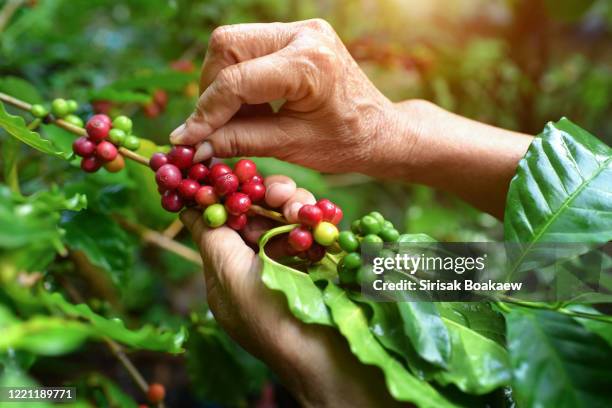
[170,19,402,174]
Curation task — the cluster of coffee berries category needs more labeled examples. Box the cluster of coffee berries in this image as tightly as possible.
[72,114,140,173]
[287,200,343,262]
[30,98,82,127]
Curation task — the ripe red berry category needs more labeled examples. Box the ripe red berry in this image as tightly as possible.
[72,136,96,157]
[227,213,248,230]
[153,89,168,107]
[298,204,323,227]
[306,243,326,262]
[161,190,184,212]
[316,199,337,222]
[143,103,160,118]
[155,164,182,190]
[149,153,168,171]
[234,159,257,183]
[240,181,266,202]
[214,173,239,196]
[194,186,218,207]
[167,145,195,170]
[209,163,232,181]
[188,163,209,182]
[89,113,111,125]
[92,101,113,115]
[225,193,251,215]
[104,155,125,173]
[85,115,110,142]
[95,141,118,162]
[288,227,313,252]
[80,156,102,173]
[147,383,166,404]
[248,174,264,184]
[178,179,200,200]
[331,206,343,225]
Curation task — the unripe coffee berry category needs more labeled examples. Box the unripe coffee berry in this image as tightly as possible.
[51,98,69,117]
[240,181,266,202]
[209,163,232,181]
[103,154,125,173]
[64,114,84,127]
[306,243,326,262]
[362,234,383,244]
[155,164,182,190]
[227,213,248,230]
[316,199,337,222]
[298,204,323,227]
[147,383,166,404]
[233,159,257,183]
[149,153,168,171]
[161,190,184,212]
[195,186,218,207]
[343,252,362,270]
[123,135,140,151]
[66,99,78,113]
[80,156,102,173]
[214,173,239,196]
[351,220,362,234]
[288,227,313,252]
[112,115,132,133]
[72,137,96,157]
[313,222,339,246]
[203,203,228,228]
[30,104,48,118]
[225,192,251,215]
[86,115,111,142]
[379,228,400,243]
[108,129,126,146]
[338,231,359,252]
[96,141,118,162]
[168,145,195,169]
[178,179,200,200]
[360,215,382,235]
[188,163,208,182]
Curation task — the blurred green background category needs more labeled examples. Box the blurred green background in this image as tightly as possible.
[0,0,611,406]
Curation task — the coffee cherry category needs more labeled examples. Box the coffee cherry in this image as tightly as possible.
[123,135,141,151]
[351,220,362,234]
[338,231,359,252]
[240,181,266,202]
[369,211,385,224]
[194,186,218,207]
[344,252,362,270]
[227,213,248,230]
[30,104,48,118]
[161,190,184,212]
[209,163,232,181]
[383,220,394,230]
[155,164,182,190]
[316,199,337,222]
[248,174,264,184]
[80,156,102,173]
[90,113,111,126]
[313,222,339,246]
[298,204,323,227]
[188,163,208,182]
[153,89,168,107]
[149,153,168,171]
[203,203,228,227]
[147,383,166,404]
[51,98,69,117]
[178,179,200,200]
[108,129,126,146]
[168,145,195,169]
[103,154,125,173]
[96,141,118,162]
[86,116,110,142]
[360,215,382,235]
[379,228,400,242]
[72,137,96,157]
[143,102,161,118]
[92,100,113,114]
[225,192,251,215]
[306,243,326,262]
[233,159,257,183]
[362,234,383,244]
[66,99,78,113]
[337,258,357,285]
[288,227,313,252]
[64,114,84,127]
[112,115,132,133]
[331,206,343,225]
[214,173,239,196]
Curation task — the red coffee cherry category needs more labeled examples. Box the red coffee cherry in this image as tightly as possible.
[155,164,182,190]
[306,243,326,262]
[147,383,166,404]
[149,153,168,171]
[89,113,111,125]
[80,156,102,173]
[167,145,195,170]
[288,227,313,252]
[227,213,248,230]
[194,186,218,207]
[248,174,263,184]
[85,115,111,142]
[95,141,118,162]
[188,163,209,182]
[225,192,251,215]
[161,190,183,212]
[104,155,125,173]
[316,199,337,222]
[240,181,266,202]
[298,204,323,227]
[72,136,96,157]
[331,206,343,225]
[214,173,239,196]
[233,159,257,183]
[209,163,232,182]
[153,89,168,107]
[178,179,200,200]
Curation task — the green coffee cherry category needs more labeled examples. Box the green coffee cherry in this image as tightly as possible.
[383,220,394,230]
[64,114,83,127]
[369,211,385,224]
[66,99,78,113]
[30,104,48,118]
[356,265,376,286]
[343,252,362,270]
[360,215,381,235]
[338,259,357,285]
[203,203,227,227]
[379,228,400,242]
[362,234,383,244]
[112,115,132,133]
[350,219,362,234]
[313,221,339,246]
[338,231,359,252]
[51,98,70,117]
[108,129,127,145]
[123,135,140,151]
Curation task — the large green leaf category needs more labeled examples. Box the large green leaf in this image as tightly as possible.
[0,102,71,159]
[259,225,333,326]
[507,308,612,407]
[323,283,456,407]
[107,70,197,91]
[504,118,612,271]
[0,76,43,103]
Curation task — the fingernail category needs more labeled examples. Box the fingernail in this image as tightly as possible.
[194,141,214,162]
[170,123,186,143]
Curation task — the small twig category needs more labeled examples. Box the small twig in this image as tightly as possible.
[0,0,23,33]
[162,218,184,239]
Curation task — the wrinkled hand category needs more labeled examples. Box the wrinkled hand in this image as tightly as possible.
[170,19,398,174]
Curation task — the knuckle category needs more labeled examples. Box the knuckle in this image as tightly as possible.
[303,18,332,32]
[209,26,232,53]
[215,66,241,96]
